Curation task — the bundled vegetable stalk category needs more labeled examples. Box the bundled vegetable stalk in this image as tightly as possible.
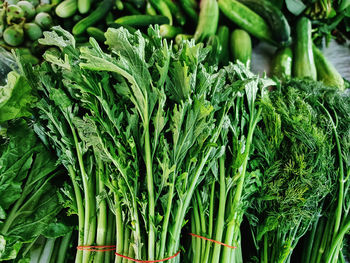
[247,79,349,263]
[17,25,245,263]
[188,64,273,263]
[299,80,350,263]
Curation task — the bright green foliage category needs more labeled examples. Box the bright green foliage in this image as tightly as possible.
[248,79,349,263]
[18,25,243,262]
[188,64,274,263]
[0,70,36,122]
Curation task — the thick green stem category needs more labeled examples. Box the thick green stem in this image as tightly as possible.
[70,125,96,263]
[122,222,131,263]
[168,149,213,259]
[315,216,333,263]
[212,156,226,263]
[68,165,84,263]
[95,158,108,263]
[114,187,124,263]
[38,238,55,263]
[159,173,175,259]
[56,231,73,263]
[191,213,197,262]
[326,219,350,263]
[330,120,344,242]
[320,105,344,241]
[302,216,320,263]
[128,235,135,263]
[263,233,268,263]
[202,180,215,263]
[144,121,155,260]
[193,197,202,263]
[168,108,229,261]
[222,108,261,263]
[309,217,326,263]
[105,208,115,263]
[196,191,207,259]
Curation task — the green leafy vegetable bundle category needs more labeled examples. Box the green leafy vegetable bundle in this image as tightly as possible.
[15,24,268,263]
[247,79,350,262]
[187,66,273,263]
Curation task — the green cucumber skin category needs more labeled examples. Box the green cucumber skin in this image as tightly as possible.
[218,0,275,44]
[148,0,173,25]
[194,0,219,42]
[293,17,317,80]
[217,26,230,66]
[55,0,77,18]
[73,0,113,35]
[162,0,186,26]
[86,27,106,42]
[114,15,169,27]
[179,0,198,22]
[237,0,291,46]
[230,29,252,68]
[313,45,345,90]
[271,47,293,80]
[78,0,91,14]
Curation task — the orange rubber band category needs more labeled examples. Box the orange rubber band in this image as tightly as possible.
[115,250,181,262]
[189,233,237,249]
[77,245,116,252]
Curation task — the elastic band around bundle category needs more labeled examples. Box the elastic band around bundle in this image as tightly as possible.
[189,233,237,249]
[77,245,116,252]
[115,250,181,262]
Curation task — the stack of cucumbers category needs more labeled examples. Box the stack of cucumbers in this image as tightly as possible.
[0,0,348,88]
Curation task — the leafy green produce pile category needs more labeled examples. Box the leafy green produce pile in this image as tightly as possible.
[0,1,349,263]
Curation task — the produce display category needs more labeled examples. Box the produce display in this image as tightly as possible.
[0,0,349,263]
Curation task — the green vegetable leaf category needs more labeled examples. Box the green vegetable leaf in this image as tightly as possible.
[0,71,36,122]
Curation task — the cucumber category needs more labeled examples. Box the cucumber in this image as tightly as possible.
[78,0,91,14]
[159,24,181,38]
[149,0,173,25]
[108,23,149,39]
[179,0,198,22]
[313,45,345,90]
[218,0,274,44]
[35,3,55,13]
[55,0,77,18]
[87,27,106,42]
[271,47,293,80]
[217,26,230,66]
[115,0,123,10]
[206,35,221,65]
[124,2,142,15]
[146,1,157,15]
[72,0,113,35]
[115,15,169,27]
[194,0,219,42]
[293,17,317,80]
[175,34,192,45]
[230,29,252,68]
[163,0,186,26]
[237,0,291,45]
